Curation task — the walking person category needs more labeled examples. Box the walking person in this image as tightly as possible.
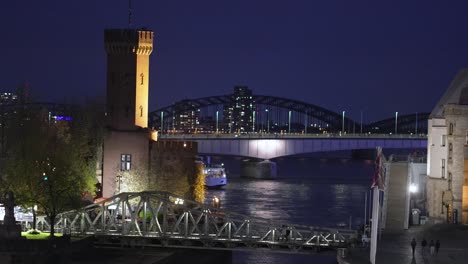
[421,238,427,255]
[411,238,417,256]
[429,240,435,256]
[435,240,440,255]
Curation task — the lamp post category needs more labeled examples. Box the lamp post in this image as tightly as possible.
[288,111,292,134]
[266,109,269,133]
[342,111,345,134]
[216,111,219,133]
[395,111,398,134]
[160,111,164,134]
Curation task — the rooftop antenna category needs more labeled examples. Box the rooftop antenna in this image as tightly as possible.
[128,0,132,27]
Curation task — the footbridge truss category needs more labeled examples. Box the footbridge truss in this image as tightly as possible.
[36,191,357,253]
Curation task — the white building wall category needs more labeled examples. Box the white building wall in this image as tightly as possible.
[427,118,447,178]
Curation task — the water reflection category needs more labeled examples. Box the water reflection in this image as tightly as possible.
[202,156,373,264]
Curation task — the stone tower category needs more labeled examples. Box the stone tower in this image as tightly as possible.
[102,29,154,197]
[104,29,153,129]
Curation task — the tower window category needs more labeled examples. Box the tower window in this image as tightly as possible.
[449,123,454,135]
[121,154,132,171]
[441,159,445,178]
[441,135,446,147]
[140,105,143,117]
[140,73,144,85]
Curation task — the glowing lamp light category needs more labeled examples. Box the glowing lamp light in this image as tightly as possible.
[174,198,184,205]
[409,183,418,193]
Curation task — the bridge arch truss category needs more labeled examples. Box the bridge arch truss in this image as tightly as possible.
[149,95,357,133]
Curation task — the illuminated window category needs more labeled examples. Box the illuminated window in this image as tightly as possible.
[121,154,132,171]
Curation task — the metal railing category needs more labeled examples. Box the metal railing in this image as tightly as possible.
[157,133,427,140]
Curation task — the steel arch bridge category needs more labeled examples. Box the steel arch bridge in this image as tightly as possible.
[366,113,429,134]
[149,95,357,132]
[35,191,356,254]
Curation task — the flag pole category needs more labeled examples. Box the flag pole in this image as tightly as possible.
[370,146,383,264]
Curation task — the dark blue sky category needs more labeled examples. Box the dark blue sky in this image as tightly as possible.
[2,0,468,122]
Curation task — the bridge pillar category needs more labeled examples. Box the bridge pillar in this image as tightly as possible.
[241,160,277,179]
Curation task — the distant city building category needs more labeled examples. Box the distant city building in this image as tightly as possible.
[0,92,18,105]
[223,86,256,133]
[426,69,468,225]
[172,100,200,132]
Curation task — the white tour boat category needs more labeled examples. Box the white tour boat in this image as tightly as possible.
[204,164,227,188]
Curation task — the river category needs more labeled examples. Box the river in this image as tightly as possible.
[204,154,374,264]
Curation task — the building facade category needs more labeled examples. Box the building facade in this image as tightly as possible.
[426,69,468,224]
[223,86,256,133]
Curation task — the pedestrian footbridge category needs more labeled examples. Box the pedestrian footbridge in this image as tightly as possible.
[36,191,357,254]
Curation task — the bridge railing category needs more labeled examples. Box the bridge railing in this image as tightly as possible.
[157,133,427,140]
[35,191,357,251]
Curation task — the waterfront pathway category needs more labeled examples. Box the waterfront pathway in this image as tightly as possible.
[340,222,468,264]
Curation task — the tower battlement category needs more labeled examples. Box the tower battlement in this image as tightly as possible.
[104,29,154,55]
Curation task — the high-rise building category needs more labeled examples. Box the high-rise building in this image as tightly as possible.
[223,86,256,133]
[172,100,200,132]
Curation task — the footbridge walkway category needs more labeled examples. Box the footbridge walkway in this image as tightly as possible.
[35,191,357,254]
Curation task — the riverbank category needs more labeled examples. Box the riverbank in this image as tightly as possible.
[0,236,232,264]
[338,222,468,263]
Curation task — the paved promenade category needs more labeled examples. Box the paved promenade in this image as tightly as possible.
[340,222,468,264]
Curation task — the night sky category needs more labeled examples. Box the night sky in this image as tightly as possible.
[2,0,468,122]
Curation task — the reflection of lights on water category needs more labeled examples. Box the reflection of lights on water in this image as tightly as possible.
[212,196,221,208]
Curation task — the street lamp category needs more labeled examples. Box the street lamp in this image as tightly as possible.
[288,111,291,134]
[265,109,269,133]
[395,111,398,134]
[160,111,164,134]
[342,111,345,134]
[216,111,219,133]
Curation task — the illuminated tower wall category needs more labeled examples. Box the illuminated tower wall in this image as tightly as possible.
[104,29,153,129]
[102,28,154,197]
